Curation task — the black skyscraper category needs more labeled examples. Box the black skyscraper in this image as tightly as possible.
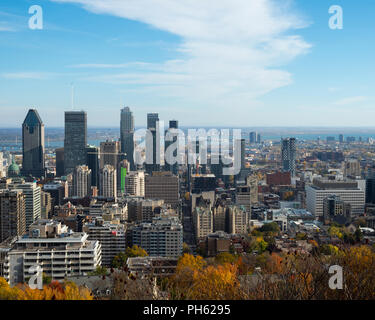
[86,145,99,187]
[22,109,45,178]
[146,113,160,174]
[120,107,135,170]
[64,111,87,175]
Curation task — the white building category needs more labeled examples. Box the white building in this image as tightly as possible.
[3,220,101,286]
[193,206,213,240]
[228,205,249,235]
[99,165,117,200]
[124,170,145,197]
[72,165,91,198]
[306,179,365,218]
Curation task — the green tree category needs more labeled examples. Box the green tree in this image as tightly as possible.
[88,266,108,276]
[259,222,280,233]
[112,245,148,268]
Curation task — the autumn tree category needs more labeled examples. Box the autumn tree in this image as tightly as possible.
[112,245,148,268]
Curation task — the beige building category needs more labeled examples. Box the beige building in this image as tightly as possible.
[72,165,92,198]
[125,171,145,197]
[99,165,117,200]
[228,205,248,235]
[193,205,213,241]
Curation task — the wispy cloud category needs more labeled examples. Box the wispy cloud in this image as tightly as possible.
[333,96,369,106]
[51,0,311,108]
[69,62,152,69]
[1,72,57,80]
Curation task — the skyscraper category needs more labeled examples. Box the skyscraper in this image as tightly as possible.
[100,140,120,169]
[0,189,26,242]
[22,109,45,178]
[55,147,64,177]
[64,111,87,175]
[120,107,135,170]
[99,165,117,200]
[72,165,92,198]
[147,113,159,129]
[249,131,257,144]
[8,182,41,231]
[146,113,160,174]
[86,145,99,187]
[339,134,344,143]
[165,120,179,175]
[281,138,297,177]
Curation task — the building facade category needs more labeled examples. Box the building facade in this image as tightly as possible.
[22,109,45,178]
[64,111,87,175]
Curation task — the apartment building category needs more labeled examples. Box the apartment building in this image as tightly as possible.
[3,220,101,286]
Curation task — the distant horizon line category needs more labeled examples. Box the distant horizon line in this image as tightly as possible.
[2,126,375,130]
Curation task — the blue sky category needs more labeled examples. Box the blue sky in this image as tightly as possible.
[0,0,374,128]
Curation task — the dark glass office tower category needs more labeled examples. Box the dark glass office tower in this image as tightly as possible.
[22,109,45,178]
[64,111,87,175]
[281,137,297,177]
[146,113,160,174]
[147,113,159,130]
[120,107,135,170]
[86,145,99,187]
[165,120,179,175]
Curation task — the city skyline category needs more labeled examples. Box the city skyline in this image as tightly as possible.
[0,0,374,127]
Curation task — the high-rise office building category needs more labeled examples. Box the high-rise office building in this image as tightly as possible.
[146,113,160,174]
[72,165,92,198]
[165,120,179,175]
[55,147,64,177]
[281,138,297,177]
[64,111,87,175]
[249,132,257,144]
[147,113,159,130]
[120,107,135,170]
[339,134,344,143]
[86,145,99,187]
[8,182,41,231]
[145,172,179,207]
[256,133,261,144]
[22,109,45,178]
[0,189,26,242]
[306,179,365,218]
[100,140,120,170]
[99,165,117,199]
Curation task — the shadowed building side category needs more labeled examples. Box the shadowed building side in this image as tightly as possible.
[22,109,45,178]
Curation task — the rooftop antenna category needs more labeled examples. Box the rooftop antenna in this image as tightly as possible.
[71,82,74,110]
